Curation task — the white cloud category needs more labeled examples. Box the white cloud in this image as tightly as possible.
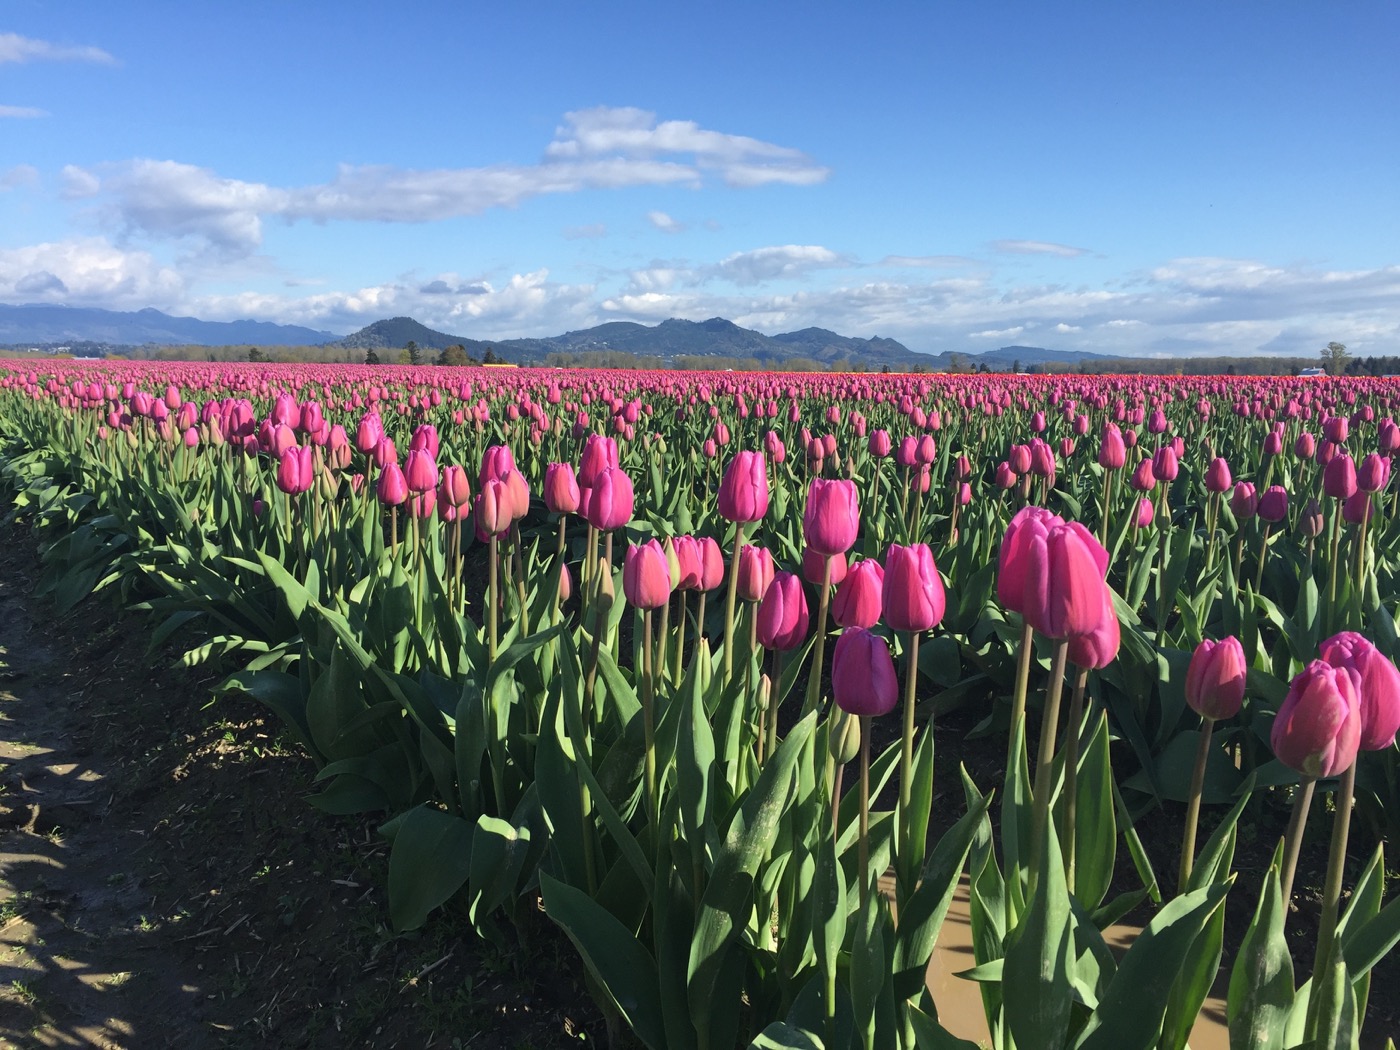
[0,33,116,65]
[0,238,183,307]
[191,268,597,340]
[991,239,1090,258]
[1053,323,1081,332]
[970,326,1027,339]
[647,210,685,233]
[563,223,607,239]
[545,106,828,187]
[879,254,978,269]
[711,245,844,285]
[1,165,39,190]
[74,107,827,256]
[60,164,101,198]
[0,105,47,119]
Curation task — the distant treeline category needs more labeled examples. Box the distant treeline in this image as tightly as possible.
[7,341,1395,376]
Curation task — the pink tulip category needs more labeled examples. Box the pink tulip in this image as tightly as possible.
[584,466,634,530]
[737,545,776,602]
[832,628,899,717]
[756,571,809,651]
[1187,637,1248,720]
[623,540,672,610]
[883,543,946,633]
[1319,632,1400,751]
[803,478,859,556]
[1272,661,1361,779]
[717,451,770,523]
[832,558,885,629]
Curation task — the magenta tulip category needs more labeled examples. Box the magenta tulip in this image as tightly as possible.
[756,571,810,651]
[717,450,770,523]
[832,558,885,629]
[803,478,860,556]
[1186,637,1248,720]
[624,541,672,610]
[1272,661,1361,778]
[883,543,946,633]
[832,629,899,717]
[1321,632,1400,751]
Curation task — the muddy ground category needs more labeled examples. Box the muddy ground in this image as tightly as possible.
[0,530,598,1049]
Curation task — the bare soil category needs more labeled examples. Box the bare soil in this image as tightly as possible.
[0,528,599,1049]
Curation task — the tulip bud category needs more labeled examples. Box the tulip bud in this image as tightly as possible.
[1257,485,1288,523]
[1230,481,1258,520]
[831,628,900,717]
[696,537,724,592]
[1358,453,1389,493]
[1271,660,1361,778]
[827,706,862,765]
[1136,497,1155,529]
[997,506,1063,614]
[474,478,512,537]
[802,547,848,586]
[1023,522,1114,644]
[1298,498,1325,538]
[1098,424,1126,470]
[1204,457,1232,494]
[1152,445,1179,482]
[1186,637,1247,720]
[832,558,884,629]
[377,462,408,506]
[543,462,581,514]
[1323,454,1357,499]
[717,450,770,524]
[623,540,672,609]
[584,466,634,530]
[440,465,472,508]
[756,571,810,651]
[737,545,776,602]
[1130,458,1156,492]
[803,478,860,556]
[883,543,946,633]
[1319,632,1400,751]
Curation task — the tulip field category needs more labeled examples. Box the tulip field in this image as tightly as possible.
[3,360,1400,1049]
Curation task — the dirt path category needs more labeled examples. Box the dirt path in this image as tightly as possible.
[0,533,595,1049]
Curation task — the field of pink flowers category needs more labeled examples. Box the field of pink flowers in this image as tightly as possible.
[1,361,1397,1049]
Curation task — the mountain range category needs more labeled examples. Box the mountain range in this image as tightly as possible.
[0,304,335,347]
[0,302,1115,369]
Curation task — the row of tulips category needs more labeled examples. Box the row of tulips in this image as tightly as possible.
[2,360,1399,1049]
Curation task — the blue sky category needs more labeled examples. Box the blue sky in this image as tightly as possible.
[2,2,1397,357]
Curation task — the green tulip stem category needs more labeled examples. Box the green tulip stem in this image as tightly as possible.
[1028,639,1070,893]
[1177,716,1215,893]
[804,555,834,714]
[1307,760,1357,1041]
[657,594,671,696]
[583,523,598,617]
[1099,469,1113,549]
[1354,501,1371,597]
[672,592,686,687]
[554,517,567,624]
[830,761,845,847]
[767,651,784,760]
[896,629,923,891]
[858,714,872,913]
[487,533,499,664]
[1326,503,1341,632]
[1253,522,1272,594]
[869,458,884,544]
[1278,777,1316,906]
[722,522,749,684]
[1204,491,1220,575]
[899,466,911,541]
[1062,665,1089,895]
[1006,621,1035,786]
[641,608,659,834]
